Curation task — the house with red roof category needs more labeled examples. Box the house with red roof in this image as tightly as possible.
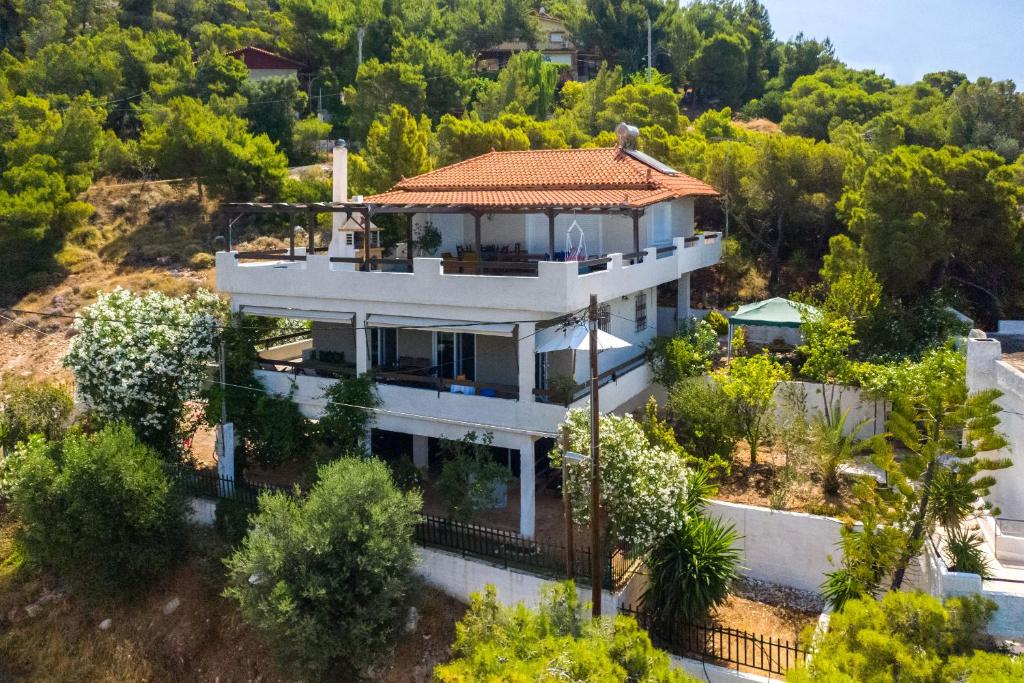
[215,128,722,538]
[226,46,305,81]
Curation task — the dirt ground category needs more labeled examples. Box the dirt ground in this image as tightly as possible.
[0,517,465,683]
[715,442,856,517]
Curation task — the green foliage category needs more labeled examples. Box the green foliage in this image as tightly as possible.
[246,391,311,469]
[597,80,685,135]
[705,309,729,336]
[0,376,73,451]
[642,514,741,624]
[350,104,433,195]
[214,496,253,546]
[345,59,427,142]
[714,353,789,463]
[667,378,739,474]
[435,112,530,165]
[437,431,512,522]
[386,455,424,493]
[546,373,579,405]
[241,76,308,162]
[789,591,1003,683]
[478,51,560,120]
[943,526,992,579]
[554,409,692,549]
[139,96,287,200]
[223,457,422,678]
[289,117,332,165]
[646,318,719,388]
[317,374,380,455]
[5,425,186,594]
[807,408,881,497]
[435,582,694,682]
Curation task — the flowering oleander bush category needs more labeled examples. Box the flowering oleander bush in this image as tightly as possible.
[552,408,692,550]
[63,287,219,456]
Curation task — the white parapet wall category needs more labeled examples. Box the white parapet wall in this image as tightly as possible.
[706,500,847,595]
[416,545,628,611]
[670,657,776,683]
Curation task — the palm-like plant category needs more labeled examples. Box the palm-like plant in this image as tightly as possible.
[810,406,884,497]
[944,526,992,579]
[641,514,741,625]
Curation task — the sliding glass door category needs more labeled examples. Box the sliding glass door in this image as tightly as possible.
[434,332,475,380]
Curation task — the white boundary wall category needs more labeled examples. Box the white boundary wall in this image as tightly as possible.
[918,539,1024,638]
[706,500,847,594]
[416,546,633,610]
[670,656,774,683]
[775,381,887,438]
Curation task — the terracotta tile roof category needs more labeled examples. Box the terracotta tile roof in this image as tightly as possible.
[365,147,718,210]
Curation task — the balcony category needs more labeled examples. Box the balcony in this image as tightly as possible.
[217,232,721,317]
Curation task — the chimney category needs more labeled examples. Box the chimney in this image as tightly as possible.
[332,139,348,202]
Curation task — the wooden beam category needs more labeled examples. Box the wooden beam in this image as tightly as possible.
[632,210,640,256]
[362,210,371,271]
[406,214,414,267]
[547,210,556,258]
[473,213,482,254]
[307,209,315,254]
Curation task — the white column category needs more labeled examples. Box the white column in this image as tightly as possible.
[966,335,1002,395]
[517,322,536,401]
[518,436,536,538]
[354,312,368,376]
[676,273,691,323]
[413,434,429,470]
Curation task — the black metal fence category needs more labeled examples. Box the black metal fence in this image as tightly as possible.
[173,467,294,509]
[414,514,640,591]
[619,605,807,676]
[173,467,641,591]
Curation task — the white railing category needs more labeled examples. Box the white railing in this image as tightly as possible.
[217,232,722,317]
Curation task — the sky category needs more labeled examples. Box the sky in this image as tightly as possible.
[757,0,1024,85]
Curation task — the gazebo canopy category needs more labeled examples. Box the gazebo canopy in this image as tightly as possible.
[729,297,818,329]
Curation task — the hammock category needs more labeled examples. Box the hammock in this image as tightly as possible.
[564,220,588,261]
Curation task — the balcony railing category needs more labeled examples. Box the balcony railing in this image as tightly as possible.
[533,352,647,405]
[372,363,518,399]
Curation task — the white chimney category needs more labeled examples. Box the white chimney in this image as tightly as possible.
[332,139,347,233]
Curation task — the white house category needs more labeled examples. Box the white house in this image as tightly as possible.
[216,129,722,537]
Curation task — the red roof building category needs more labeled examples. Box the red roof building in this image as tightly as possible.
[226,46,305,79]
[366,147,718,211]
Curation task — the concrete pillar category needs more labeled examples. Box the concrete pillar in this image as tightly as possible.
[966,335,1002,395]
[354,312,368,376]
[518,436,537,538]
[216,422,235,492]
[676,273,691,323]
[517,322,536,401]
[413,434,429,470]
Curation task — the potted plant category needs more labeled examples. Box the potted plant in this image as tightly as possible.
[416,220,442,256]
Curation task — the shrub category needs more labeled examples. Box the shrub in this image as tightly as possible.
[317,375,380,454]
[437,432,512,522]
[705,309,729,336]
[246,392,311,468]
[0,376,73,451]
[667,378,740,473]
[807,408,881,497]
[6,425,186,593]
[387,455,424,492]
[944,526,992,579]
[790,591,1003,683]
[646,319,719,388]
[641,515,741,624]
[546,373,579,405]
[62,288,218,457]
[435,582,694,682]
[223,457,421,678]
[214,497,253,546]
[714,353,790,464]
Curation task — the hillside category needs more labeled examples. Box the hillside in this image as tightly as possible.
[0,180,218,379]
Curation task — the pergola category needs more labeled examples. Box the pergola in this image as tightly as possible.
[222,200,651,272]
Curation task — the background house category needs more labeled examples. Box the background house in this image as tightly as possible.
[479,8,580,78]
[226,46,305,81]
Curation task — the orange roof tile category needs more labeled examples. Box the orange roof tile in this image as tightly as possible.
[365,147,718,210]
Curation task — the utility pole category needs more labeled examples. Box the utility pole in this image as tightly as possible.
[588,294,602,616]
[646,15,653,84]
[562,425,575,580]
[357,27,366,66]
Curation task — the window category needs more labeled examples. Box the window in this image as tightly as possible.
[549,31,565,43]
[598,303,611,331]
[345,232,354,246]
[370,328,397,368]
[635,293,648,332]
[435,332,475,381]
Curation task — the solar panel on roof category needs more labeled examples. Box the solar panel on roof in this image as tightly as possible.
[622,148,679,176]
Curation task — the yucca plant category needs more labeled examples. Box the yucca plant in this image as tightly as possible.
[809,405,884,497]
[641,514,741,625]
[944,526,992,579]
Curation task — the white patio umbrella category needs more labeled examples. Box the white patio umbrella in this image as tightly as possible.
[535,324,631,353]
